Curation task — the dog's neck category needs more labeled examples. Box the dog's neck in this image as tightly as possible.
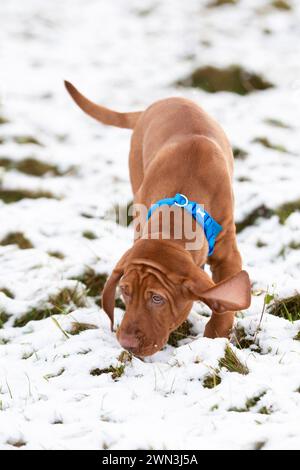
[137,205,209,267]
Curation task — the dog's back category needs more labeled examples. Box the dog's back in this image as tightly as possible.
[65,82,233,177]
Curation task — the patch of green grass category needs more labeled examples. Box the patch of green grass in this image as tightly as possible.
[219,344,249,375]
[275,199,300,224]
[264,118,291,129]
[203,373,222,389]
[0,232,33,249]
[258,406,272,415]
[168,320,194,347]
[0,288,14,299]
[233,147,248,160]
[294,331,300,341]
[236,205,274,233]
[6,439,27,448]
[229,392,266,413]
[14,308,49,327]
[245,392,267,409]
[0,157,65,177]
[14,286,87,327]
[268,294,300,322]
[177,65,274,95]
[134,6,156,16]
[254,441,266,450]
[69,322,97,336]
[117,350,132,364]
[0,337,10,345]
[272,0,292,10]
[234,326,259,351]
[74,269,126,310]
[90,364,125,380]
[0,188,56,203]
[13,135,43,146]
[74,268,107,298]
[48,251,65,259]
[0,311,10,329]
[0,115,9,125]
[288,241,300,250]
[237,176,251,183]
[252,136,289,153]
[278,241,300,259]
[82,231,97,240]
[234,325,262,353]
[48,287,87,314]
[256,239,267,248]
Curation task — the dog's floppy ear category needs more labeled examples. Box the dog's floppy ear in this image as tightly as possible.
[185,270,251,314]
[199,271,251,314]
[102,249,131,330]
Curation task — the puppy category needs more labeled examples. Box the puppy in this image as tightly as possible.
[65,81,251,357]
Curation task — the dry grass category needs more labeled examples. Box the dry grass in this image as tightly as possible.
[229,391,267,413]
[177,65,273,95]
[207,0,238,6]
[14,286,87,328]
[0,115,9,125]
[233,147,248,160]
[168,320,194,347]
[275,199,300,224]
[264,118,291,129]
[13,135,42,146]
[219,344,249,375]
[236,205,274,233]
[0,157,67,177]
[236,198,300,232]
[272,0,292,10]
[0,232,33,250]
[203,373,222,389]
[0,188,56,204]
[294,331,300,341]
[252,136,289,153]
[0,288,14,299]
[90,364,125,380]
[234,326,261,353]
[69,322,98,336]
[48,251,65,259]
[0,311,10,328]
[74,268,107,298]
[82,231,98,240]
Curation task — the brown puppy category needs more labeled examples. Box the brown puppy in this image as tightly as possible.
[65,81,251,356]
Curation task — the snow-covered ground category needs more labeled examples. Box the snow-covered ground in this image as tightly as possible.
[0,0,300,450]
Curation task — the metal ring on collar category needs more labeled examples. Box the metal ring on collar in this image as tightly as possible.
[174,193,188,207]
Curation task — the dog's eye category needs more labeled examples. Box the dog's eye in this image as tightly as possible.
[151,294,164,305]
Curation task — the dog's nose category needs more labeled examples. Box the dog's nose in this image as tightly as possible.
[118,332,139,352]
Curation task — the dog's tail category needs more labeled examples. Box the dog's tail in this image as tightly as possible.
[64,81,142,129]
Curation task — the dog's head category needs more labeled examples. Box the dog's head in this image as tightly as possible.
[102,240,251,357]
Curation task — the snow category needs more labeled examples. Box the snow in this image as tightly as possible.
[0,0,300,450]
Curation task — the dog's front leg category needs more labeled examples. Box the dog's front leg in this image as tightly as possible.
[204,240,243,339]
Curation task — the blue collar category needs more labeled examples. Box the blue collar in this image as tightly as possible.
[147,193,222,256]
